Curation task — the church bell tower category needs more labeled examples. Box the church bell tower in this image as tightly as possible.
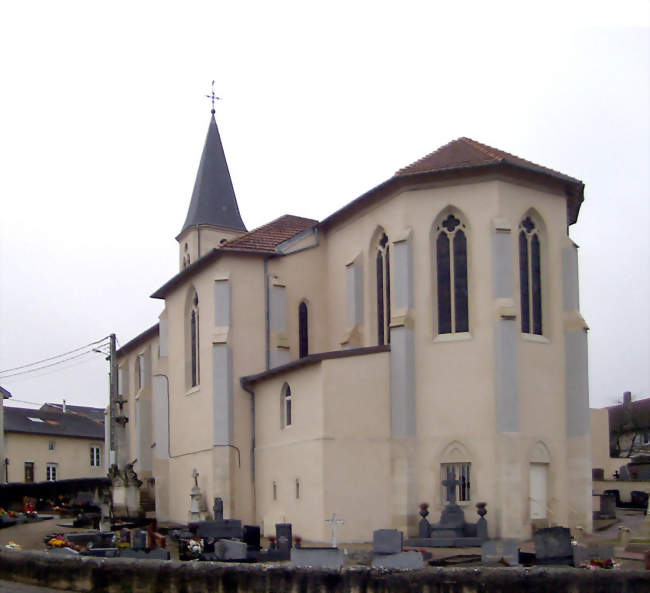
[176,105,247,270]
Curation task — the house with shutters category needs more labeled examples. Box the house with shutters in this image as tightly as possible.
[113,109,592,540]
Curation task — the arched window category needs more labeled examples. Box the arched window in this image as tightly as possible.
[519,215,542,335]
[189,291,200,387]
[435,212,469,334]
[298,302,309,358]
[282,384,292,428]
[376,233,391,345]
[295,478,301,499]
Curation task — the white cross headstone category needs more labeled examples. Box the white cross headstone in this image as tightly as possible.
[325,513,345,548]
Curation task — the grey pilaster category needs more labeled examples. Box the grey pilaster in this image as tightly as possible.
[342,258,364,349]
[136,396,153,472]
[159,314,168,358]
[152,375,169,460]
[492,220,519,433]
[212,344,234,444]
[389,234,416,437]
[269,280,290,366]
[563,243,589,438]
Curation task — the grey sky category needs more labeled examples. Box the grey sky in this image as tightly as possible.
[0,1,648,410]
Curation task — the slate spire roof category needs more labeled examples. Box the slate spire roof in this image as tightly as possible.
[180,114,247,235]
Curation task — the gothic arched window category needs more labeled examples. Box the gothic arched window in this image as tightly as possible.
[189,291,200,387]
[435,213,469,334]
[376,233,391,345]
[298,302,309,358]
[282,383,292,428]
[519,216,542,335]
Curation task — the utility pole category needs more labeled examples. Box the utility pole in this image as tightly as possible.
[109,333,118,466]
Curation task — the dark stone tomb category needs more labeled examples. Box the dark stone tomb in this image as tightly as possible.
[533,526,572,565]
[243,525,261,551]
[405,469,489,548]
[196,519,242,540]
[373,529,403,555]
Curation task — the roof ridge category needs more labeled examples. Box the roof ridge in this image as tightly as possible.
[394,137,462,176]
[460,137,503,162]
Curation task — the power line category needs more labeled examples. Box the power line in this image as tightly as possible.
[0,336,110,374]
[0,348,105,379]
[1,353,109,384]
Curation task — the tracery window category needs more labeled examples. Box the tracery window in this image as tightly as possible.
[190,291,200,387]
[298,302,309,358]
[519,216,542,335]
[435,213,469,334]
[376,233,391,345]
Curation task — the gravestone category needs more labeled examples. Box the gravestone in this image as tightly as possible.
[215,539,248,561]
[373,529,403,555]
[196,519,242,540]
[371,550,424,569]
[533,527,572,564]
[213,497,224,521]
[276,523,293,553]
[132,529,147,550]
[600,493,616,519]
[481,539,520,566]
[243,525,261,551]
[291,547,344,568]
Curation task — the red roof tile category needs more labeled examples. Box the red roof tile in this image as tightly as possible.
[395,137,581,184]
[220,215,317,253]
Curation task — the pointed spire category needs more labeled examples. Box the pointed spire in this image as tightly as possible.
[180,114,246,235]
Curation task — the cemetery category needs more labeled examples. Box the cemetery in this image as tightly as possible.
[0,470,648,592]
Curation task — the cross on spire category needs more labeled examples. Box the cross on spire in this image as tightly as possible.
[205,80,221,114]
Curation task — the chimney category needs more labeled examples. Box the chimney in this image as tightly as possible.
[62,399,67,414]
[623,391,632,405]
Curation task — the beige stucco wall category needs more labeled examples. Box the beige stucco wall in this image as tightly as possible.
[5,432,105,483]
[120,166,590,540]
[254,350,390,542]
[161,253,266,524]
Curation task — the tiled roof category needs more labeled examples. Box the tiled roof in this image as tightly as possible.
[4,406,104,439]
[41,403,105,423]
[221,215,317,253]
[395,137,581,183]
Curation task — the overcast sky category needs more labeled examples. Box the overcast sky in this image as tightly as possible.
[0,1,648,411]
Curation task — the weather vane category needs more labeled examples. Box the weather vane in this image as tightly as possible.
[205,80,221,114]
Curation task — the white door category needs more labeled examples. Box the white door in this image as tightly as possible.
[529,463,548,520]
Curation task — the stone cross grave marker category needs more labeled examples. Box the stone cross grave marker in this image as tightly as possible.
[325,513,345,547]
[442,467,460,504]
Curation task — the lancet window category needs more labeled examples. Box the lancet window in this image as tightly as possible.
[435,213,469,334]
[189,291,200,387]
[519,215,542,335]
[376,233,391,345]
[298,302,309,358]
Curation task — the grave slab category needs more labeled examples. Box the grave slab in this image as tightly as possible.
[291,547,344,569]
[215,539,248,561]
[371,550,424,570]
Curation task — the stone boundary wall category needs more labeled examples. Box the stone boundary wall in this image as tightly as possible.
[1,550,649,593]
[593,480,650,502]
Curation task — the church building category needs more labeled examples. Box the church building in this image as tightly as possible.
[114,110,592,541]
